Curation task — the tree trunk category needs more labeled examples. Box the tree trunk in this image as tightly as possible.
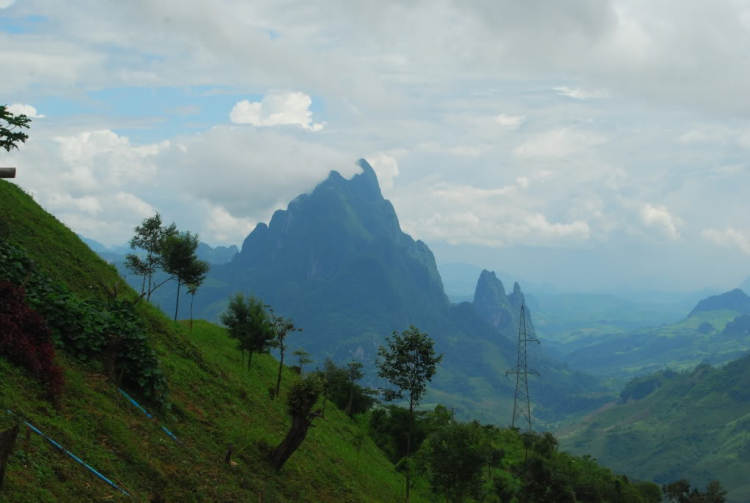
[173,278,181,321]
[189,293,194,335]
[146,253,153,301]
[406,400,414,502]
[141,274,146,295]
[271,415,312,471]
[247,351,253,370]
[345,386,354,416]
[0,424,19,490]
[274,347,285,399]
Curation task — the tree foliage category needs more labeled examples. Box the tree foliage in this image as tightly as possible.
[219,293,275,370]
[161,230,209,321]
[423,420,491,503]
[125,213,177,301]
[662,479,727,503]
[0,105,32,152]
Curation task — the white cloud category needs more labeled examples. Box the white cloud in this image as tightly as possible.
[496,114,524,128]
[514,128,608,158]
[416,211,590,248]
[640,203,681,240]
[229,91,324,131]
[366,153,399,190]
[206,206,255,243]
[7,103,45,118]
[554,86,609,100]
[0,0,16,9]
[701,227,750,255]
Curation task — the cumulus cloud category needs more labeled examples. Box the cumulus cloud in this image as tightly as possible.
[514,128,608,158]
[6,125,358,246]
[229,91,324,131]
[366,153,399,190]
[640,204,681,240]
[206,206,256,243]
[554,86,609,100]
[7,103,45,118]
[701,228,750,255]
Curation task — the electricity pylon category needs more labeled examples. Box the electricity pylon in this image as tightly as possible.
[506,305,540,431]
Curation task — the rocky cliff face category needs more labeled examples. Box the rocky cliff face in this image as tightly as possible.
[208,159,449,353]
[472,270,533,335]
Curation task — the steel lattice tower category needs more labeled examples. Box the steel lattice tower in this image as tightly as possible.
[506,305,540,431]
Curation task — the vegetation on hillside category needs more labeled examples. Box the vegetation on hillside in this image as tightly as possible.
[560,355,750,502]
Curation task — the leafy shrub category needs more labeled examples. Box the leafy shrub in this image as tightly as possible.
[0,282,64,399]
[0,240,167,402]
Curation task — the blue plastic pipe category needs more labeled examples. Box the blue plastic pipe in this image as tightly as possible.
[117,389,180,443]
[6,410,130,497]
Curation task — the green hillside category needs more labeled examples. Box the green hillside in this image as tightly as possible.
[0,177,668,503]
[559,355,750,502]
[560,309,750,380]
[0,179,428,502]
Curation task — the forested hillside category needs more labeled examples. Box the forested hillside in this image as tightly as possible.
[560,354,750,502]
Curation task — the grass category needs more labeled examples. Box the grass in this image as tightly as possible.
[0,179,428,502]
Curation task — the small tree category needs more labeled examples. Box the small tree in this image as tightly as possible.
[376,325,443,501]
[344,361,364,416]
[293,348,313,373]
[220,293,275,370]
[270,310,302,399]
[125,213,178,301]
[0,105,32,152]
[162,231,209,321]
[271,373,323,471]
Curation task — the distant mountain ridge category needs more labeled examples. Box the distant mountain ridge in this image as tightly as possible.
[688,288,750,317]
[122,159,610,425]
[80,235,238,266]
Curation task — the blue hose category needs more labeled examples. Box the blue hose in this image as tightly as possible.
[6,410,130,497]
[117,389,180,443]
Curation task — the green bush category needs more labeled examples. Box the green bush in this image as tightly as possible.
[0,240,167,402]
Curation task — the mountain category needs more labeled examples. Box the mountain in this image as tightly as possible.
[196,242,238,265]
[473,270,530,333]
[741,276,750,292]
[76,234,108,253]
[688,288,750,317]
[551,288,750,381]
[559,354,750,502]
[81,238,238,266]
[131,159,611,426]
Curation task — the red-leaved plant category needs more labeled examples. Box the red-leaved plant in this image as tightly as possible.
[0,282,64,399]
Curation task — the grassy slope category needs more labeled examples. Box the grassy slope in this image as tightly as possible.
[558,357,750,503]
[0,180,427,502]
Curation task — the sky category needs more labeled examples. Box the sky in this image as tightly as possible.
[2,0,750,293]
